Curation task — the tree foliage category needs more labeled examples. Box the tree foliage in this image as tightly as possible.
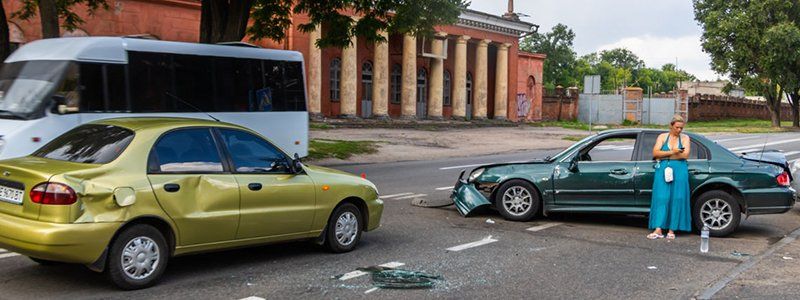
[13,0,109,38]
[694,0,800,127]
[520,24,697,93]
[200,0,468,47]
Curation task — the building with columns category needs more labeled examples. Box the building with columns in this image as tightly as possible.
[3,0,546,121]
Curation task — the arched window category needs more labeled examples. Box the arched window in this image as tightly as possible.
[443,70,452,106]
[330,58,341,101]
[466,72,473,105]
[417,68,427,105]
[362,61,373,102]
[391,64,402,104]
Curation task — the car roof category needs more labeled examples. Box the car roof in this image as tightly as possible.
[89,117,244,131]
[597,128,703,137]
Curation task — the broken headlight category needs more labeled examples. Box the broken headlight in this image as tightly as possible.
[468,168,485,183]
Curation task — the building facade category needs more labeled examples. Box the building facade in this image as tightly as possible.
[4,0,546,121]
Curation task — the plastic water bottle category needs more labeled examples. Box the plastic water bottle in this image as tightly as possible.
[700,226,710,253]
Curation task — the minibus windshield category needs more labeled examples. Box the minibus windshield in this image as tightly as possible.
[0,60,72,120]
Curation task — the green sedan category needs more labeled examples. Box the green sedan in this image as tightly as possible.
[452,129,797,237]
[0,118,383,289]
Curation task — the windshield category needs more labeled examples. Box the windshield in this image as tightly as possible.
[549,134,599,161]
[0,60,73,119]
[33,124,134,164]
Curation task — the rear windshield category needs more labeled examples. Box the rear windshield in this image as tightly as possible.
[33,124,134,164]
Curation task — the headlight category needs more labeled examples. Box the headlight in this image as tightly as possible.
[468,168,485,182]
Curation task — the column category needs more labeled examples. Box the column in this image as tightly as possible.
[493,43,511,120]
[307,24,322,118]
[401,34,417,119]
[427,32,446,120]
[339,32,358,118]
[452,35,470,119]
[474,39,490,119]
[372,31,389,119]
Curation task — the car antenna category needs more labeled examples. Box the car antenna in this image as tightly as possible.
[164,92,220,122]
[757,134,769,167]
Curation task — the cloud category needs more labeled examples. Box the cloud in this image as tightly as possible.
[597,34,720,81]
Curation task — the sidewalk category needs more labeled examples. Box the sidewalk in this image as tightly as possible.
[309,125,586,165]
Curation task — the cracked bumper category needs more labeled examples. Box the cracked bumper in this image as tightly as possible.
[450,179,492,217]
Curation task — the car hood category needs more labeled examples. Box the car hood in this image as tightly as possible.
[473,159,552,170]
[302,164,360,178]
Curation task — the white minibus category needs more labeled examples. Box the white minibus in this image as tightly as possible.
[0,37,308,159]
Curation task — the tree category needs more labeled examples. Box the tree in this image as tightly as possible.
[199,0,468,47]
[13,0,109,38]
[0,2,11,61]
[694,0,800,127]
[599,48,645,70]
[520,23,578,88]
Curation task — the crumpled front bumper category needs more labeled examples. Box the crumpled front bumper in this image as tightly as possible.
[450,178,492,217]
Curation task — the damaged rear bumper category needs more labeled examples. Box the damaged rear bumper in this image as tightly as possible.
[450,178,492,217]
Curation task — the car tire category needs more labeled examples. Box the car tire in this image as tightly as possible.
[106,225,169,290]
[28,257,62,266]
[325,203,363,253]
[693,190,741,237]
[495,180,541,222]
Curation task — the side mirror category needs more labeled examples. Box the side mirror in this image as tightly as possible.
[568,156,579,172]
[291,153,303,174]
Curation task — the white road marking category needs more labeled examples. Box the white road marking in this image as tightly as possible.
[526,223,563,232]
[338,262,405,281]
[439,163,491,170]
[394,194,427,200]
[783,151,800,157]
[446,236,498,252]
[364,287,379,294]
[380,192,413,199]
[239,297,266,300]
[714,136,761,143]
[435,186,453,191]
[0,253,20,259]
[737,148,762,154]
[0,248,7,253]
[728,138,800,151]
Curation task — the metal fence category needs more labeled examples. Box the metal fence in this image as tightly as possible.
[579,94,677,125]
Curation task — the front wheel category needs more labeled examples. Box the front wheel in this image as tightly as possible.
[494,180,541,222]
[693,190,741,237]
[325,203,363,253]
[106,225,169,290]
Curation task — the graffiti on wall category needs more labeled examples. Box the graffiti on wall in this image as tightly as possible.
[516,93,530,119]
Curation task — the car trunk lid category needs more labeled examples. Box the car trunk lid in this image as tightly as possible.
[0,156,99,220]
[741,151,793,180]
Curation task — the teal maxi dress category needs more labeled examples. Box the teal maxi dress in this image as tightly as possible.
[649,134,692,232]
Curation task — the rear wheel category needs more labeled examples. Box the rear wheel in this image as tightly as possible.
[693,190,741,237]
[495,180,541,222]
[325,203,363,253]
[106,225,169,290]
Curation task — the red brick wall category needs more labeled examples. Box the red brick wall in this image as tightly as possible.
[688,94,793,121]
[516,52,545,121]
[541,88,579,121]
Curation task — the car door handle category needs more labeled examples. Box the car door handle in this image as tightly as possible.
[164,183,180,193]
[689,169,701,175]
[610,169,629,175]
[248,183,262,191]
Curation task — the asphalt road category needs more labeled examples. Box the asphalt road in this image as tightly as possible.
[1,132,799,299]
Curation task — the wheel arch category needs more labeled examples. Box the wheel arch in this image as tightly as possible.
[316,197,369,245]
[89,215,177,273]
[491,176,545,211]
[692,181,745,211]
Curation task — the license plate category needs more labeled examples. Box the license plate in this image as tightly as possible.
[0,185,23,205]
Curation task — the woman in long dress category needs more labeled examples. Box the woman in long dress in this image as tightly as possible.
[647,115,692,240]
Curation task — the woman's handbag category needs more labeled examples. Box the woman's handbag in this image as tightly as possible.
[664,165,674,183]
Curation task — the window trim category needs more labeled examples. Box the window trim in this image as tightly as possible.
[212,127,296,175]
[576,133,639,162]
[390,64,402,104]
[147,127,231,175]
[443,70,452,106]
[330,57,342,102]
[633,132,711,161]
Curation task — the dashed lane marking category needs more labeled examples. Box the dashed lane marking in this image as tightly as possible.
[380,192,413,199]
[0,248,7,253]
[783,151,800,157]
[446,236,498,252]
[526,223,563,232]
[364,287,379,294]
[239,297,266,300]
[0,253,20,259]
[394,194,427,200]
[435,186,453,191]
[338,262,405,281]
[439,163,493,170]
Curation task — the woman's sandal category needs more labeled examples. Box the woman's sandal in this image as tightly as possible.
[647,233,664,240]
[666,233,676,240]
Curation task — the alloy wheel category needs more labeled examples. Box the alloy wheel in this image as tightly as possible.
[700,198,733,230]
[502,186,533,217]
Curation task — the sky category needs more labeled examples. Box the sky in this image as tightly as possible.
[468,0,718,81]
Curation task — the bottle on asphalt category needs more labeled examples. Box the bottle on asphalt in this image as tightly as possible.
[700,226,710,253]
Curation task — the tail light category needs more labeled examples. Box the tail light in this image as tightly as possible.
[777,172,791,187]
[30,182,77,205]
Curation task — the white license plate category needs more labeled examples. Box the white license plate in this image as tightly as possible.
[0,185,24,205]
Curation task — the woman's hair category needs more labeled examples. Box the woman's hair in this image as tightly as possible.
[670,115,685,125]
